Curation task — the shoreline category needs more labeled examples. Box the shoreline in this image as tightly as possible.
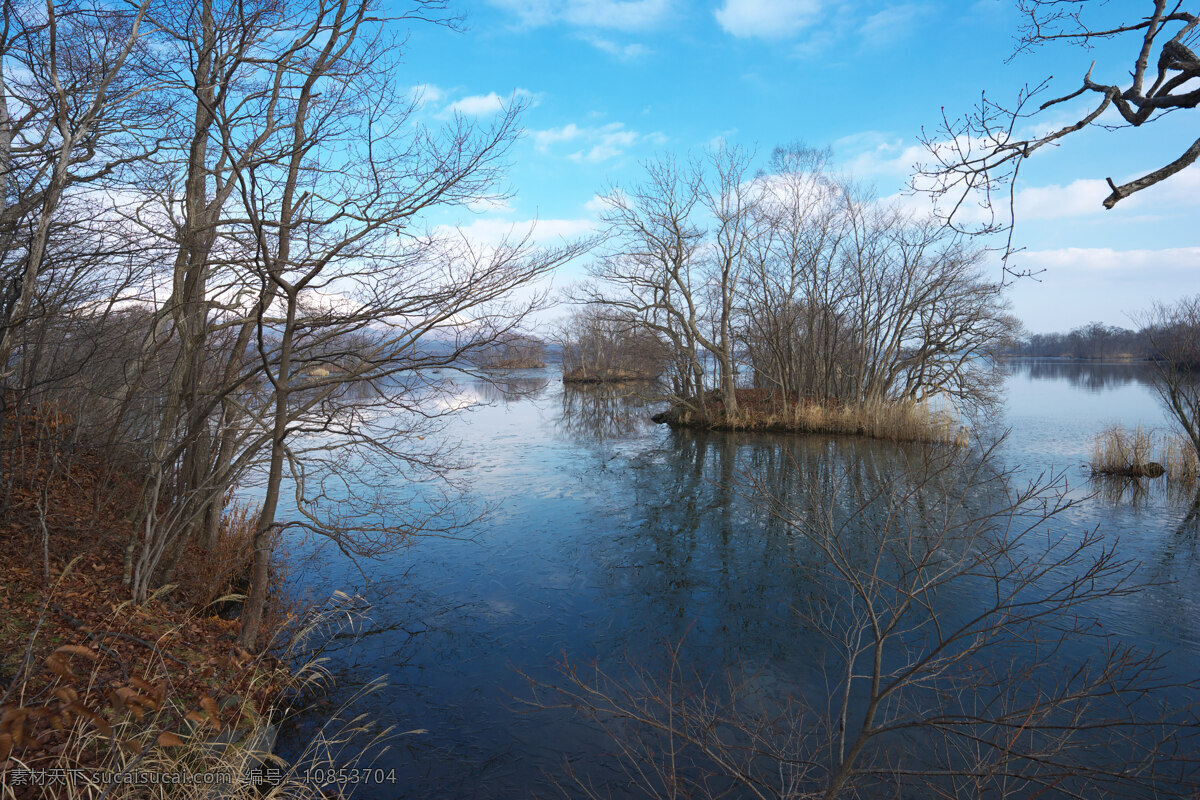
[650,391,965,445]
[561,369,659,384]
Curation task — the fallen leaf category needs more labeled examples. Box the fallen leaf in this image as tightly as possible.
[157,731,185,747]
[44,653,75,679]
[55,644,99,660]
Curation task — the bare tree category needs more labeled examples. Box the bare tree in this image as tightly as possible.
[474,332,548,369]
[0,0,154,381]
[556,306,668,382]
[1139,295,1200,460]
[917,1,1199,256]
[208,0,586,644]
[738,145,848,413]
[699,146,761,413]
[581,154,710,409]
[113,0,565,609]
[118,0,376,589]
[582,144,1016,429]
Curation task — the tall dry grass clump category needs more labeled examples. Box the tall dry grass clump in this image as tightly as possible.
[786,398,964,444]
[1088,424,1199,482]
[1089,424,1159,477]
[1161,433,1200,484]
[174,500,262,608]
[664,393,965,445]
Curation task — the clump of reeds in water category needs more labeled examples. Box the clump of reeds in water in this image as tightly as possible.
[1161,432,1200,483]
[778,398,965,444]
[1088,424,1199,482]
[1089,424,1160,477]
[663,393,966,445]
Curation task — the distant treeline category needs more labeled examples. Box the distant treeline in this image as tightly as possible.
[1013,323,1154,360]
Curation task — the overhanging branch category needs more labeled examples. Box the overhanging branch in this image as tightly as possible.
[1104,135,1200,208]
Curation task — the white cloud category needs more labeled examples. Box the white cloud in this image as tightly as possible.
[977,166,1200,223]
[584,35,651,59]
[574,125,638,161]
[532,121,663,162]
[859,4,927,46]
[440,88,535,118]
[585,193,616,213]
[447,93,506,116]
[715,0,821,39]
[534,123,584,149]
[706,128,739,150]
[1014,179,1110,220]
[1006,246,1200,332]
[1019,246,1200,275]
[440,217,597,247]
[467,195,515,213]
[488,0,672,32]
[841,129,1200,224]
[835,131,926,178]
[409,83,446,109]
[441,89,530,118]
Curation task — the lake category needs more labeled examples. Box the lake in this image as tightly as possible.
[276,360,1200,798]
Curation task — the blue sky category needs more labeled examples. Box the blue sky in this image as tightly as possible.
[399,0,1199,334]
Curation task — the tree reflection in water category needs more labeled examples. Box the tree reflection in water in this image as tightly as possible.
[471,375,550,405]
[557,381,661,439]
[1005,358,1159,392]
[531,433,1200,800]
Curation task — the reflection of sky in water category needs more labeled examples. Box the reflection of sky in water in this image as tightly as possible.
[277,363,1200,799]
[1000,360,1169,473]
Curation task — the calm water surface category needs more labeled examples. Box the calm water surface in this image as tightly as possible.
[277,360,1200,798]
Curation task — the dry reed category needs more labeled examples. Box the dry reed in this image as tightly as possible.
[670,398,965,445]
[174,500,260,608]
[1088,424,1199,482]
[1089,424,1158,477]
[1161,433,1200,483]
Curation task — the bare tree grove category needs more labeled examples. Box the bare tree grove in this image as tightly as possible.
[0,0,583,648]
[572,145,1019,425]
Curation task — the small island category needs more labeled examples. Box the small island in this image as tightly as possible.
[556,307,667,384]
[473,333,548,370]
[649,388,963,444]
[561,154,1011,445]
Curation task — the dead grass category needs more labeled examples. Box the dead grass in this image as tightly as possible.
[0,406,321,795]
[1088,424,1199,482]
[173,500,274,610]
[660,390,965,445]
[1161,433,1199,484]
[1089,424,1159,477]
[0,582,389,799]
